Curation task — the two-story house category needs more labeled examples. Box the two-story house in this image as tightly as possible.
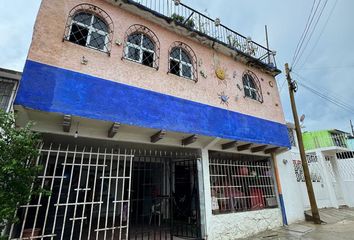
[10,0,290,239]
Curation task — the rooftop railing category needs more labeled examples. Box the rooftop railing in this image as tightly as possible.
[126,0,277,69]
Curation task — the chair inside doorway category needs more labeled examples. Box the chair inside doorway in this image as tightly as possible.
[129,153,201,240]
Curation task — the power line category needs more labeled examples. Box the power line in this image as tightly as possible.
[297,64,354,71]
[293,0,329,68]
[298,82,354,114]
[292,71,353,104]
[298,0,338,69]
[292,72,354,114]
[291,0,319,67]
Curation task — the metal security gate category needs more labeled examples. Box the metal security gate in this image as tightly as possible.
[129,151,201,240]
[8,144,134,240]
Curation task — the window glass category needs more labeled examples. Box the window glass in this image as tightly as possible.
[89,31,106,50]
[73,12,92,25]
[92,16,108,32]
[182,64,192,78]
[125,32,156,68]
[127,47,140,61]
[169,47,193,80]
[181,50,191,64]
[242,73,261,102]
[142,36,155,51]
[142,51,154,67]
[127,33,141,46]
[0,80,15,111]
[68,10,110,52]
[69,24,89,46]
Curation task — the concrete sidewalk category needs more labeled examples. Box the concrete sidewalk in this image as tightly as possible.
[242,208,354,240]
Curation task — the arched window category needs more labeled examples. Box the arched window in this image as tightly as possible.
[123,24,160,69]
[64,4,113,54]
[168,42,197,81]
[242,71,263,102]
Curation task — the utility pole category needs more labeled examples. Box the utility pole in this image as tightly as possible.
[350,120,354,136]
[285,63,321,224]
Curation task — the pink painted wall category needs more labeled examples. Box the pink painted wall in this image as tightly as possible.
[27,0,286,124]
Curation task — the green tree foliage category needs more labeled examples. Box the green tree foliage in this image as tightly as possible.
[0,110,41,234]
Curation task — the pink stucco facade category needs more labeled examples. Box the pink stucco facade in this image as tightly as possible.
[27,0,285,125]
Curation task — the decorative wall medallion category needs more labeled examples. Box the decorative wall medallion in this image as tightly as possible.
[236,83,242,91]
[233,71,238,79]
[215,68,226,80]
[218,91,229,106]
[200,70,208,79]
[212,53,230,85]
[198,59,203,67]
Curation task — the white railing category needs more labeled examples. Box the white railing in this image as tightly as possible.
[305,133,349,150]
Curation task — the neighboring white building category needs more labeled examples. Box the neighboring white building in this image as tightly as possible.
[276,123,354,224]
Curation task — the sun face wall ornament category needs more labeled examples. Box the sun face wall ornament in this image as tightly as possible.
[212,53,230,85]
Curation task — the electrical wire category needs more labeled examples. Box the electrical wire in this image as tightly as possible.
[292,71,353,104]
[298,0,338,69]
[291,0,321,67]
[292,72,354,114]
[293,0,329,68]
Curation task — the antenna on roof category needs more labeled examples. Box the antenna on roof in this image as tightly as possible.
[350,120,354,136]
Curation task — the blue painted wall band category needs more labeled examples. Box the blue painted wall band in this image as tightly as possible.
[15,60,291,148]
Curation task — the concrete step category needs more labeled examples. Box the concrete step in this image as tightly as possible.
[305,208,354,224]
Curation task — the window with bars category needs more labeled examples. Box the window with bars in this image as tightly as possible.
[168,42,198,82]
[288,128,297,147]
[0,79,16,112]
[123,24,160,70]
[64,4,113,54]
[125,33,155,67]
[209,157,278,214]
[242,71,263,102]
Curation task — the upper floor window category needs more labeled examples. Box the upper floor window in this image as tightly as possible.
[168,42,197,82]
[123,24,160,69]
[0,78,16,112]
[64,4,113,54]
[242,71,263,102]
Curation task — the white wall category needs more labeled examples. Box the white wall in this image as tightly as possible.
[208,209,282,240]
[275,151,305,224]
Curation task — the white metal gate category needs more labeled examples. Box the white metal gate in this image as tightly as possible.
[8,144,134,240]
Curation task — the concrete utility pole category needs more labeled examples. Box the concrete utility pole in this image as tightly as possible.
[285,63,321,224]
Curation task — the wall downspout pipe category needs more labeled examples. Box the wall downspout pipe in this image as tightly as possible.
[271,153,288,226]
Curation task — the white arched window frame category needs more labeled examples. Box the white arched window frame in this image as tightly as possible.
[168,42,198,82]
[64,4,113,55]
[123,24,160,70]
[169,47,193,80]
[242,71,263,102]
[125,33,156,68]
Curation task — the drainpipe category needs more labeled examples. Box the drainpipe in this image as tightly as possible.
[271,153,288,225]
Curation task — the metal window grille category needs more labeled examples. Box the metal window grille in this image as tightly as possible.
[8,144,134,240]
[0,79,16,112]
[288,128,296,147]
[123,24,160,70]
[168,42,198,82]
[64,4,114,55]
[209,157,277,214]
[242,70,263,103]
[292,154,322,182]
[168,41,198,82]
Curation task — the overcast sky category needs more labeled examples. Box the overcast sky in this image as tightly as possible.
[1,0,353,133]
